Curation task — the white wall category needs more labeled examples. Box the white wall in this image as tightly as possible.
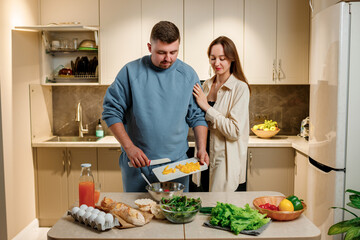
[0,0,40,239]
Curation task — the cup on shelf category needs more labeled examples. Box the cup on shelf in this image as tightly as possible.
[51,40,60,50]
[73,38,78,50]
[60,39,72,50]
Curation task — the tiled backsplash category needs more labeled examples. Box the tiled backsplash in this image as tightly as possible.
[249,85,309,135]
[52,85,309,136]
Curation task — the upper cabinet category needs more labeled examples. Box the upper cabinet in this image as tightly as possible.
[40,0,99,26]
[141,0,183,59]
[309,0,339,18]
[100,0,183,85]
[16,0,100,85]
[244,0,309,84]
[99,0,141,85]
[184,0,214,80]
[184,0,244,80]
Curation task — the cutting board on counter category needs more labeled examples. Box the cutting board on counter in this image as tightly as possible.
[152,157,208,182]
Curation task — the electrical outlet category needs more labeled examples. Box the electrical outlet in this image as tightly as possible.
[262,114,269,120]
[254,114,269,123]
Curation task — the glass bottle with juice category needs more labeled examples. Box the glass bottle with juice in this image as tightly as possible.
[79,163,95,207]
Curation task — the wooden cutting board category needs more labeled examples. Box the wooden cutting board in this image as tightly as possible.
[152,157,208,182]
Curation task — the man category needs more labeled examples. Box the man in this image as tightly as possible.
[102,21,209,192]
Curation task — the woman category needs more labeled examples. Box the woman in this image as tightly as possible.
[193,36,250,192]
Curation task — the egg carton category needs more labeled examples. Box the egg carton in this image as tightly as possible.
[68,204,120,231]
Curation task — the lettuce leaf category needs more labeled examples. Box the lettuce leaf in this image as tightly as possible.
[209,202,270,235]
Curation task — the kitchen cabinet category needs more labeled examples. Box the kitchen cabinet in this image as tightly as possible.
[310,0,339,17]
[14,25,100,85]
[99,0,141,85]
[100,0,183,85]
[97,148,123,192]
[244,0,309,84]
[141,0,184,59]
[184,0,213,80]
[35,147,97,226]
[247,147,295,196]
[41,29,99,85]
[40,0,99,26]
[294,150,309,215]
[184,0,244,80]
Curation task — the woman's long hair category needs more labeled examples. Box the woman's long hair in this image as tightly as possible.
[207,36,250,92]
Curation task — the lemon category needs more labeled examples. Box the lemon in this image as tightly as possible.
[278,199,294,211]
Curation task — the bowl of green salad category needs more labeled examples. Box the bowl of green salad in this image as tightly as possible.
[160,195,201,223]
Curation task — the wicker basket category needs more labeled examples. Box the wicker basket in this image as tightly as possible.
[251,128,280,139]
[253,196,306,221]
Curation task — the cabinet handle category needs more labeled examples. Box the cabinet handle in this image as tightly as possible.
[67,150,72,174]
[108,148,122,152]
[309,0,314,12]
[278,59,282,81]
[249,151,253,174]
[272,60,278,82]
[62,150,66,173]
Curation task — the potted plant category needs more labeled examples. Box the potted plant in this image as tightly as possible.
[328,189,360,239]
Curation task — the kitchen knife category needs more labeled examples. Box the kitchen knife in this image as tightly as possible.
[128,158,171,168]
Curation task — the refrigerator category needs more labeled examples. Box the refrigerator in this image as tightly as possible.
[308,2,360,240]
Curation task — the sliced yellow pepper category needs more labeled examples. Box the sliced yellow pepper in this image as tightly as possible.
[176,162,200,174]
[162,165,176,175]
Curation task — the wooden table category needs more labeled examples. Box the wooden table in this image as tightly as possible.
[47,191,321,240]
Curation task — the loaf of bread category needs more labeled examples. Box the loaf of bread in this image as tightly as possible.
[111,202,146,226]
[134,198,156,212]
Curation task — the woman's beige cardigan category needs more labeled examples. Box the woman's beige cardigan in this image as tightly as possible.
[202,74,250,192]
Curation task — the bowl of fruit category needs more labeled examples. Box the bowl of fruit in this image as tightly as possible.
[251,120,280,139]
[253,195,306,221]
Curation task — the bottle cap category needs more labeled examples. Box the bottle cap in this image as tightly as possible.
[81,163,92,168]
[98,119,101,124]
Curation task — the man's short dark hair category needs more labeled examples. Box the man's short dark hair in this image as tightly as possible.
[150,21,180,43]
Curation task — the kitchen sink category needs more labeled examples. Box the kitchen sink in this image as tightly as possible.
[46,136,101,142]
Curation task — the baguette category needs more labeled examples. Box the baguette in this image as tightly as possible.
[111,202,146,226]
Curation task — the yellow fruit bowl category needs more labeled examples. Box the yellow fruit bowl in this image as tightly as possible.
[253,196,307,221]
[251,128,280,139]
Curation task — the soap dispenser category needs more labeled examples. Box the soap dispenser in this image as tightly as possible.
[96,119,104,138]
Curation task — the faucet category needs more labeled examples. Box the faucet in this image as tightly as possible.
[75,102,88,137]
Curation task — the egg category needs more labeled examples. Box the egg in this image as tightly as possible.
[95,215,105,226]
[88,213,98,224]
[98,211,106,217]
[83,211,92,224]
[79,204,88,210]
[71,207,80,215]
[85,206,94,212]
[91,209,100,215]
[76,209,86,220]
[104,213,113,223]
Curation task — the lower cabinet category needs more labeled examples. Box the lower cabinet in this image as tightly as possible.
[35,147,122,227]
[36,148,68,227]
[294,150,309,216]
[246,147,295,197]
[97,148,123,192]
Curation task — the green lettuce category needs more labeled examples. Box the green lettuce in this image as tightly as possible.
[209,202,270,235]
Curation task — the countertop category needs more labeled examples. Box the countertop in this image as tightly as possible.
[32,135,309,155]
[47,191,320,240]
